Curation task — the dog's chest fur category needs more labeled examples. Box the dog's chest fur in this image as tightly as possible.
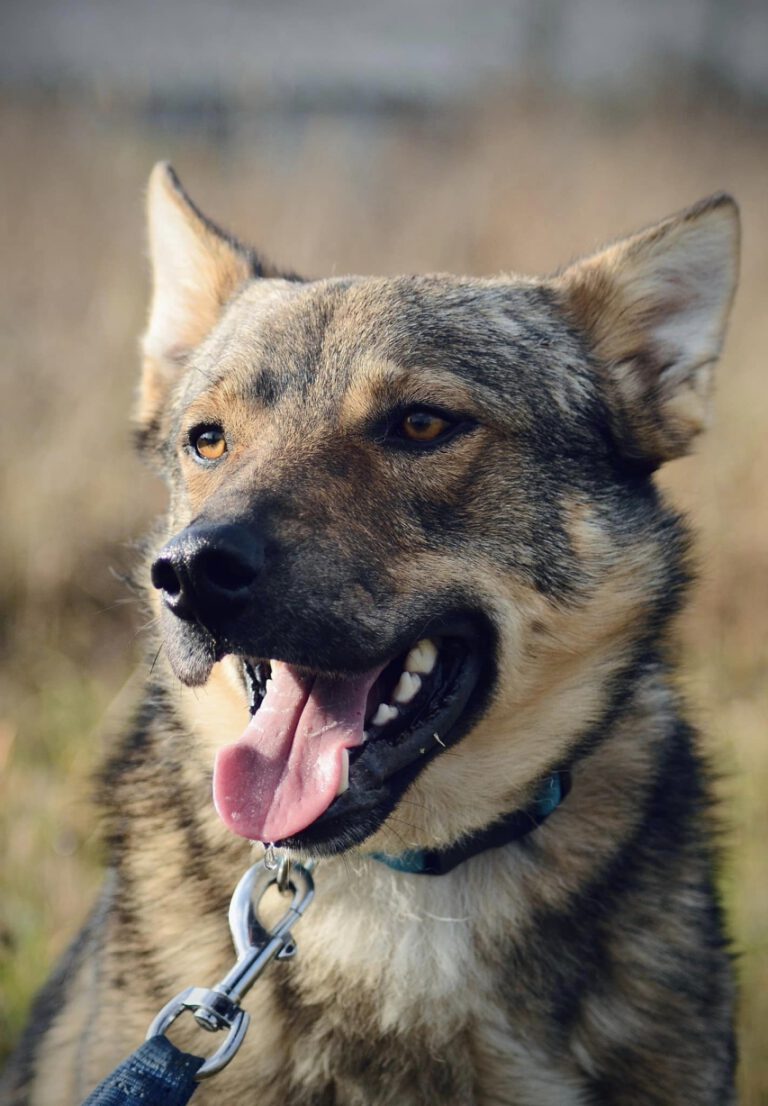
[37,831,597,1106]
[20,668,734,1106]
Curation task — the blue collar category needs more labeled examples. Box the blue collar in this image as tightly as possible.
[370,770,570,876]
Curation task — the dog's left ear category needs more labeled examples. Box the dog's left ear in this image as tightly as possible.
[555,194,739,467]
[138,162,256,443]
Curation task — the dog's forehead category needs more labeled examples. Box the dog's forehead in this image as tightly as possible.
[187,273,579,411]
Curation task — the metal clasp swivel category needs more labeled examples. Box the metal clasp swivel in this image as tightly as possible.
[146,857,315,1079]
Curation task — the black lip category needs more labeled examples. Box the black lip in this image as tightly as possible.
[263,615,497,855]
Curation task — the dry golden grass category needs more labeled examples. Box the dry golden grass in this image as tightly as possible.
[1,92,766,1100]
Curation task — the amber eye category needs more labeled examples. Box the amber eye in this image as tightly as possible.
[193,428,227,461]
[400,411,452,443]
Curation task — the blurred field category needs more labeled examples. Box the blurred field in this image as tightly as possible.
[0,92,766,1100]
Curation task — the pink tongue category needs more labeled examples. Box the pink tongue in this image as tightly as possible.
[213,662,384,842]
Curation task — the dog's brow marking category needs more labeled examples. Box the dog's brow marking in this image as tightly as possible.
[340,359,478,426]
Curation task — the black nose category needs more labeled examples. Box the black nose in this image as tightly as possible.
[151,523,265,626]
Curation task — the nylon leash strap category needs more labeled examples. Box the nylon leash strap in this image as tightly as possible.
[80,1037,204,1106]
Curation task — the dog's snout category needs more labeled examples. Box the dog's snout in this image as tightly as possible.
[151,523,264,624]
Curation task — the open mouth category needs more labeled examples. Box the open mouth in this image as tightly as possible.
[212,624,490,853]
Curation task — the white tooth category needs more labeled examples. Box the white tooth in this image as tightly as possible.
[404,638,438,675]
[393,671,421,704]
[371,703,398,727]
[336,749,350,795]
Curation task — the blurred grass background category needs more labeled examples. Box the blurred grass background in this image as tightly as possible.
[0,28,766,1101]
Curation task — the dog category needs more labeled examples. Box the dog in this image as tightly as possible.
[3,164,740,1105]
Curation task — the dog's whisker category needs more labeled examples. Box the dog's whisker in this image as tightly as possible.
[383,814,422,835]
[378,822,412,853]
[147,642,164,676]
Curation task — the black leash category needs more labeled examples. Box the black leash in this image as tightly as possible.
[80,1037,204,1106]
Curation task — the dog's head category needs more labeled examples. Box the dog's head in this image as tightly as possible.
[139,164,738,856]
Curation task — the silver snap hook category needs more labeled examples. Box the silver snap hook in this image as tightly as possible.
[276,854,291,893]
[146,857,316,1079]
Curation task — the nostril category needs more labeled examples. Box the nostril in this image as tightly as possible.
[151,558,182,596]
[197,549,258,593]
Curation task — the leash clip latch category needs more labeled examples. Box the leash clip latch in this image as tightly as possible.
[146,858,315,1079]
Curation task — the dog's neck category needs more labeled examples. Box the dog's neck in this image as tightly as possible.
[98,653,682,1063]
[369,769,570,875]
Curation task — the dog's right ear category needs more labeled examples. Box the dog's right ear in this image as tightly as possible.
[137,162,255,445]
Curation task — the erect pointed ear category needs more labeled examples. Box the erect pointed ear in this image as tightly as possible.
[138,162,256,440]
[554,194,740,467]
